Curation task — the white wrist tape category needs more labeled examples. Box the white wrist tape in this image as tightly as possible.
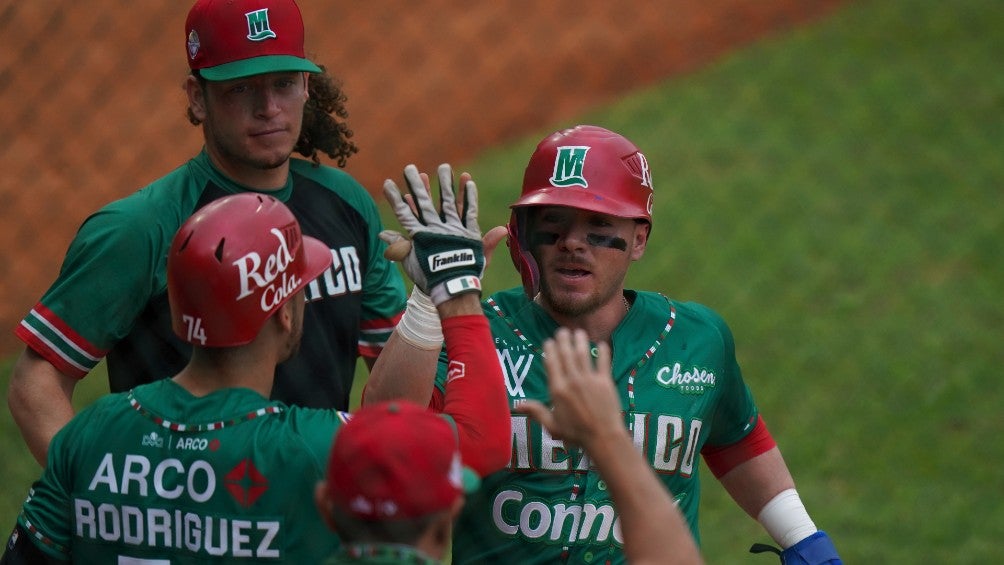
[395,286,443,350]
[756,488,818,549]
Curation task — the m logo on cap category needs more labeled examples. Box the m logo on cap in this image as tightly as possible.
[245,9,277,41]
[550,146,590,188]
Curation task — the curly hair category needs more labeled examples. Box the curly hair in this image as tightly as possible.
[187,66,359,168]
[297,65,359,167]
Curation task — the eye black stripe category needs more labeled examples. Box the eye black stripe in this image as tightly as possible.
[586,234,628,250]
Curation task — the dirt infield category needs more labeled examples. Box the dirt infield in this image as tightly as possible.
[0,0,846,355]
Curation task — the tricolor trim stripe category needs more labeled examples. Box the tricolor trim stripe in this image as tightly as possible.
[21,517,68,555]
[490,293,678,424]
[15,304,106,378]
[358,311,404,357]
[626,300,676,414]
[128,392,285,432]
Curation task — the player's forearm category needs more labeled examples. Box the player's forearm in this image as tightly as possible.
[363,288,471,407]
[8,349,77,466]
[364,292,484,406]
[440,314,510,476]
[717,446,796,520]
[717,446,833,553]
[586,431,703,564]
[363,331,440,406]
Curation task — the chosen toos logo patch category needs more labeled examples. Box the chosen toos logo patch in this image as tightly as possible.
[655,363,717,394]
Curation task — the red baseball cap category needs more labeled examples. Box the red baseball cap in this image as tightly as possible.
[326,401,480,520]
[185,0,322,81]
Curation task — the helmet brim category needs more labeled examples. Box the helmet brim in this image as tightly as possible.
[510,186,650,221]
[298,236,334,293]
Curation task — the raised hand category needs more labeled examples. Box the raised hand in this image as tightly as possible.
[381,164,484,305]
[515,328,625,450]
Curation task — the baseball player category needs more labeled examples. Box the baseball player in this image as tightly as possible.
[2,186,508,563]
[367,125,842,564]
[321,330,702,565]
[315,400,483,564]
[9,0,407,467]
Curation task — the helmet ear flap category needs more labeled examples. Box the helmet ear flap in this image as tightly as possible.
[506,210,540,299]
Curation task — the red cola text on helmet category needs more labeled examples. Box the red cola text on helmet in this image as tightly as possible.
[232,227,302,311]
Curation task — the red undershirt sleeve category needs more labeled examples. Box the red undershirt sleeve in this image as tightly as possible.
[439,315,511,477]
[701,415,777,478]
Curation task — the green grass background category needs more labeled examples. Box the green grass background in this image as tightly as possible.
[3,0,1002,562]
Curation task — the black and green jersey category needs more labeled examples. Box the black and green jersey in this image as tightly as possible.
[16,150,406,410]
[17,379,349,563]
[437,288,759,564]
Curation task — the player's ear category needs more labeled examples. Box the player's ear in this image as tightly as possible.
[630,221,650,261]
[314,482,338,532]
[274,301,294,333]
[185,75,208,123]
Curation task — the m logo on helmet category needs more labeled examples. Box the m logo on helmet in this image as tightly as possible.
[550,146,591,188]
[245,9,277,41]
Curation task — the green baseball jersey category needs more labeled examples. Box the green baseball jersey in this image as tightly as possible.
[16,150,406,410]
[437,288,759,564]
[17,379,349,563]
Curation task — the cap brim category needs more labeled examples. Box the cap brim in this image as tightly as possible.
[200,55,322,81]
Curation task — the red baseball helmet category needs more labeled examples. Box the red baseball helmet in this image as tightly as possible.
[507,125,654,297]
[168,193,332,347]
